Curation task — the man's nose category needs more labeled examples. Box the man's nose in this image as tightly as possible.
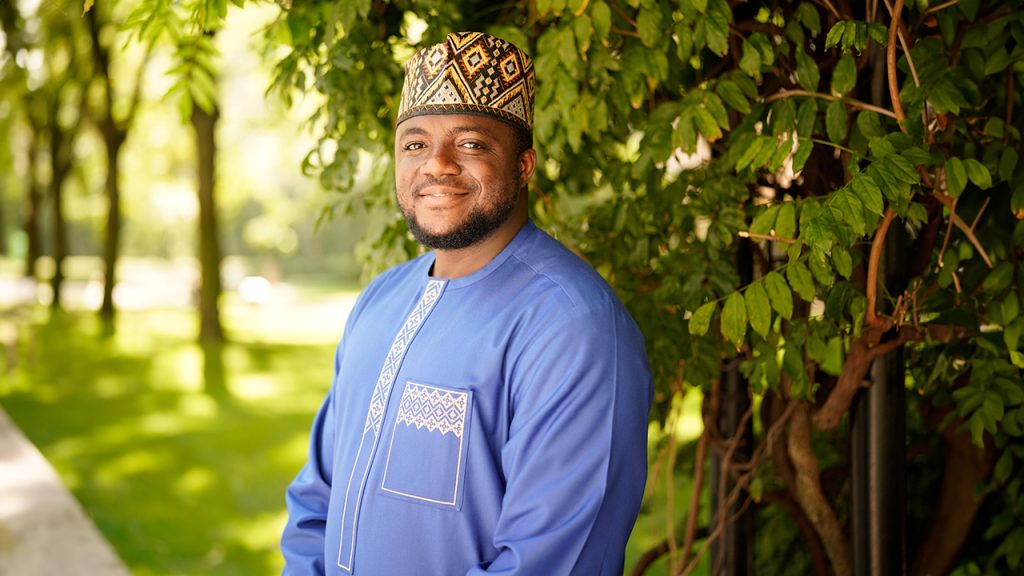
[421,145,461,177]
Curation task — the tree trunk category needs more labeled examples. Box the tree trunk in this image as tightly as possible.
[86,6,128,333]
[23,129,42,280]
[48,119,71,310]
[911,420,997,576]
[191,102,225,344]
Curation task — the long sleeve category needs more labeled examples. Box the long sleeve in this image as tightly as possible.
[467,306,651,575]
[281,345,341,575]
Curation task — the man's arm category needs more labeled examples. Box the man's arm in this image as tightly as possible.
[468,306,652,575]
[281,345,341,575]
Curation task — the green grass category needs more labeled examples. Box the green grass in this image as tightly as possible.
[0,293,709,575]
[1,304,337,575]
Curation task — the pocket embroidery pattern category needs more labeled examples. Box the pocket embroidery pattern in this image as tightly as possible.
[395,383,468,438]
[381,382,471,508]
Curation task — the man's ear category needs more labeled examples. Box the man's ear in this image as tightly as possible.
[519,148,537,183]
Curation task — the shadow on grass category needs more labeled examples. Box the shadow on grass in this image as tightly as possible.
[0,308,334,576]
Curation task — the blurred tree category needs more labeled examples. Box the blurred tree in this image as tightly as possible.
[2,0,90,308]
[130,0,1024,573]
[118,0,229,343]
[84,0,153,333]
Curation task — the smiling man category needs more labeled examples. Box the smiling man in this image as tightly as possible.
[281,32,652,576]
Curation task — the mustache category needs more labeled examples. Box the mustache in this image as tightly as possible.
[412,177,478,196]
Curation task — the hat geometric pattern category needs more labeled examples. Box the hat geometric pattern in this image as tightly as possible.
[398,31,535,134]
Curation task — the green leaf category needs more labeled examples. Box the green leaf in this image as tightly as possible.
[984,48,1010,76]
[825,21,845,50]
[851,173,884,215]
[994,449,1013,484]
[591,1,612,40]
[694,107,723,142]
[1006,318,1024,352]
[1004,292,1020,324]
[775,202,796,239]
[764,272,794,319]
[722,292,748,347]
[704,93,730,129]
[716,80,751,113]
[831,53,856,95]
[740,41,762,77]
[750,204,780,235]
[983,262,1014,293]
[795,49,820,92]
[856,111,886,138]
[999,148,1019,182]
[796,2,821,36]
[793,140,813,172]
[797,99,817,137]
[825,100,848,143]
[832,245,853,279]
[832,189,866,236]
[689,301,717,336]
[946,157,967,198]
[673,110,697,153]
[745,283,772,337]
[705,10,730,56]
[637,7,663,48]
[964,158,993,189]
[788,262,816,302]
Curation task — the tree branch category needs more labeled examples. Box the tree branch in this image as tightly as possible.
[866,207,896,327]
[764,89,899,119]
[789,404,851,576]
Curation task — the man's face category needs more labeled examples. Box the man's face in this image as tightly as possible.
[394,113,534,251]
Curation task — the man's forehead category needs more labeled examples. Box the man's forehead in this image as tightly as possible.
[397,114,509,138]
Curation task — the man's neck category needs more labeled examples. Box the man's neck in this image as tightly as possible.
[431,213,528,279]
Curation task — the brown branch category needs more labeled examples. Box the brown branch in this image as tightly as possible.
[628,526,710,576]
[611,27,641,39]
[932,192,994,268]
[886,0,907,127]
[678,429,709,568]
[813,325,907,430]
[608,0,637,27]
[911,415,997,576]
[866,207,896,327]
[923,0,960,17]
[764,89,899,119]
[789,404,851,576]
[761,491,831,576]
[738,230,797,244]
[814,0,842,20]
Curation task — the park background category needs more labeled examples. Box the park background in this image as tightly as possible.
[2,0,1023,575]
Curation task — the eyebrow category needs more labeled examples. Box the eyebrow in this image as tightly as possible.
[397,124,499,140]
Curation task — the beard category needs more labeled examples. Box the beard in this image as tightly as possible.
[399,175,520,251]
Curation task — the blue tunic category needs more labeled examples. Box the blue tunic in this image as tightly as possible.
[282,221,652,575]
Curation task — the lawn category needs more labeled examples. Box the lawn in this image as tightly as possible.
[1,280,706,575]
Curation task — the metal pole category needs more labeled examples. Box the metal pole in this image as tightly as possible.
[851,219,907,576]
[710,237,754,576]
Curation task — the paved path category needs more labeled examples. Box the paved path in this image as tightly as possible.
[0,406,130,576]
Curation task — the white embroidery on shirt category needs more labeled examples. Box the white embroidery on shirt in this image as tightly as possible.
[395,383,468,438]
[338,278,446,572]
[362,279,445,435]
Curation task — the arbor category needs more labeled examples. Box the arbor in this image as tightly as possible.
[143,0,1024,573]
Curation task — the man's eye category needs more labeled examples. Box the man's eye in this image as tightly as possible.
[404,142,425,151]
[460,141,484,149]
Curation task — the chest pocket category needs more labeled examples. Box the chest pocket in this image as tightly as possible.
[379,380,472,510]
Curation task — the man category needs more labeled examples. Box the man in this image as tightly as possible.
[281,31,651,575]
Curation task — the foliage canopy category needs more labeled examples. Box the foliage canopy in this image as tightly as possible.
[108,0,1024,572]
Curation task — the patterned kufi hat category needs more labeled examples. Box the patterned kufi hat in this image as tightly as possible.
[398,32,535,135]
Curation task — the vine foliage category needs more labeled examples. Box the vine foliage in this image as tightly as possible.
[137,0,1024,572]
